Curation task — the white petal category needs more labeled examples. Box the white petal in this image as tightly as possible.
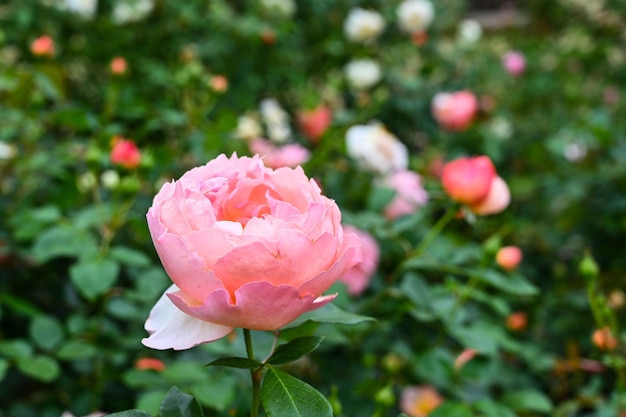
[142,285,233,350]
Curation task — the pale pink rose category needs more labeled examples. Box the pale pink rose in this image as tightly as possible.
[441,155,509,215]
[110,136,141,169]
[496,245,523,271]
[143,154,362,350]
[502,51,526,76]
[431,90,479,131]
[400,385,443,417]
[297,105,332,143]
[248,138,310,169]
[382,170,428,219]
[339,226,379,296]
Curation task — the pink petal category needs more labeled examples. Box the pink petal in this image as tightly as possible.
[143,285,233,350]
[168,282,336,330]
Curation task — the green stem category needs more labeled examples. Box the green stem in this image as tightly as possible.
[244,329,261,417]
[409,206,458,259]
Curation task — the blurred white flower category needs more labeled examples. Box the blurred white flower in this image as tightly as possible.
[112,0,153,24]
[260,0,296,17]
[344,8,386,43]
[564,143,587,161]
[260,98,291,143]
[345,123,408,174]
[0,142,16,160]
[59,0,98,18]
[488,117,513,140]
[101,170,120,189]
[396,0,435,33]
[267,124,292,143]
[77,172,97,192]
[235,113,263,140]
[457,19,482,45]
[344,59,382,90]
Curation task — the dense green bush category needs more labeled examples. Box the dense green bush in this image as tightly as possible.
[1,0,626,416]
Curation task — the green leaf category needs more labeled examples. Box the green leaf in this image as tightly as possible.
[473,399,517,417]
[160,386,205,417]
[206,357,262,369]
[366,186,396,212]
[469,269,538,296]
[17,355,60,382]
[0,359,9,382]
[32,225,98,262]
[70,257,120,300]
[267,336,323,365]
[0,293,41,317]
[429,402,473,417]
[0,339,34,359]
[105,410,153,417]
[285,303,374,328]
[110,246,152,267]
[56,340,98,360]
[502,389,553,413]
[29,315,64,350]
[261,367,333,417]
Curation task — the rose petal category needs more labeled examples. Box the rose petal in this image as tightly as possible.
[143,285,233,350]
[169,282,336,330]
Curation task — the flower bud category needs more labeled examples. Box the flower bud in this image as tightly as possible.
[592,327,618,351]
[110,56,128,75]
[506,311,527,332]
[110,136,141,169]
[31,35,55,57]
[297,105,332,143]
[496,246,523,271]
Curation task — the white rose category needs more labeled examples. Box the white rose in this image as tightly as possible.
[397,0,434,33]
[345,123,408,174]
[112,0,153,24]
[458,19,482,45]
[344,8,386,43]
[260,0,296,17]
[260,98,289,126]
[62,0,98,18]
[0,141,16,161]
[235,114,263,140]
[344,59,382,90]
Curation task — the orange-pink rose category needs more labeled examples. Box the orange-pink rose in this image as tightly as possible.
[400,385,443,417]
[110,56,128,75]
[441,156,510,215]
[297,105,332,143]
[248,138,310,169]
[431,90,478,131]
[496,245,523,271]
[339,226,379,296]
[110,136,141,169]
[31,35,55,57]
[143,154,362,350]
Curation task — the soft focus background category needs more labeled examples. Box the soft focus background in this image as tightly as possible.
[1,0,626,416]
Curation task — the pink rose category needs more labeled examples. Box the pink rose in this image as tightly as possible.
[496,245,523,271]
[339,226,379,296]
[431,90,478,131]
[297,105,332,143]
[143,154,362,350]
[382,170,429,219]
[248,138,310,169]
[110,56,128,75]
[31,35,55,57]
[110,136,141,169]
[441,155,509,215]
[400,385,443,417]
[502,51,526,76]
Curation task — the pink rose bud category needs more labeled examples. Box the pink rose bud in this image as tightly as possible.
[31,35,55,57]
[339,226,380,296]
[110,136,141,169]
[502,51,526,76]
[143,154,362,350]
[382,170,429,219]
[110,57,128,75]
[135,357,166,372]
[400,385,443,417]
[441,156,496,206]
[248,138,310,169]
[454,348,478,370]
[431,90,479,131]
[496,246,523,271]
[210,75,228,93]
[297,105,332,143]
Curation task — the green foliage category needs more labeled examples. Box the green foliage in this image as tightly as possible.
[261,367,333,417]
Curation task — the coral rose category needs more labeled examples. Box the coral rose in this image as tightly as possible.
[297,105,332,143]
[592,327,618,351]
[110,56,128,75]
[431,90,478,131]
[496,246,523,271]
[143,154,362,350]
[110,136,141,169]
[441,156,510,215]
[400,385,443,417]
[31,35,55,57]
[339,226,380,296]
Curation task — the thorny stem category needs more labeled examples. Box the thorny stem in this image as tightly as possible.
[244,329,262,417]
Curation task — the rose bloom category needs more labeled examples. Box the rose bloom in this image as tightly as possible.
[339,225,379,296]
[592,327,618,351]
[502,51,526,76]
[248,138,310,169]
[344,7,386,43]
[210,75,228,93]
[397,0,435,33]
[135,357,166,372]
[31,35,55,57]
[235,113,263,140]
[110,136,141,169]
[381,170,428,219]
[297,105,332,143]
[400,385,443,417]
[344,59,382,90]
[431,90,479,131]
[496,246,523,271]
[345,123,408,175]
[457,19,482,45]
[110,56,128,75]
[506,311,528,332]
[143,154,362,350]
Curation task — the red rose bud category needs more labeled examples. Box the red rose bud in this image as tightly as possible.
[110,136,141,169]
[297,105,332,143]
